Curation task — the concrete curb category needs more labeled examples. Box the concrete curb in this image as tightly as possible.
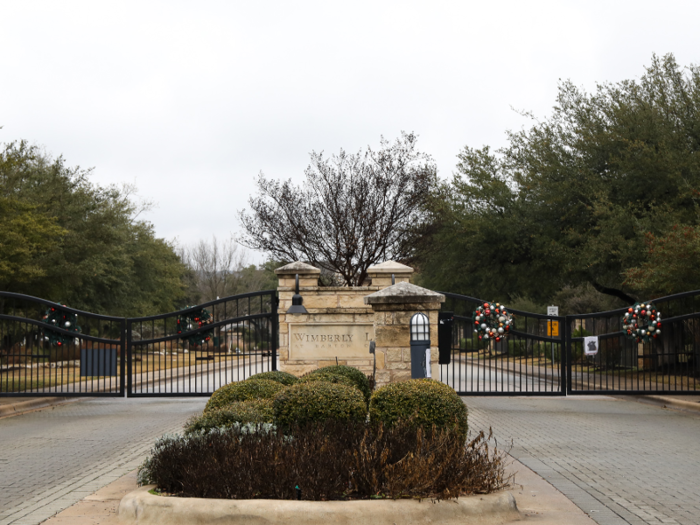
[629,395,700,413]
[0,396,85,418]
[118,486,522,525]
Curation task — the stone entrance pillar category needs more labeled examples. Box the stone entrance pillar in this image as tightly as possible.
[364,283,445,388]
[275,260,414,377]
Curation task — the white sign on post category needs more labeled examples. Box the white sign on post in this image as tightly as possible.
[547,306,559,316]
[584,336,599,356]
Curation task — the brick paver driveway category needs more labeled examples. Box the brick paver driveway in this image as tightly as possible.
[465,396,700,525]
[0,398,206,525]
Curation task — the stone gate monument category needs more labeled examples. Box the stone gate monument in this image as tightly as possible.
[276,261,444,388]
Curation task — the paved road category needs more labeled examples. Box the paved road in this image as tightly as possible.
[440,359,561,393]
[132,357,273,394]
[464,396,700,525]
[0,397,206,525]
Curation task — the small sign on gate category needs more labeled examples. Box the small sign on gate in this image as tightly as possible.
[547,321,559,337]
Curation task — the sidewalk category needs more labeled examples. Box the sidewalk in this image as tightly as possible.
[0,396,84,419]
[40,459,597,525]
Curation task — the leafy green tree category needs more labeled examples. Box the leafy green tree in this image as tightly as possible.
[417,54,700,304]
[0,140,186,315]
[0,197,65,288]
[623,226,700,297]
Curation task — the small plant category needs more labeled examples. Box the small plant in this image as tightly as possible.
[248,371,299,386]
[205,379,284,413]
[184,399,274,435]
[369,379,468,441]
[273,381,366,429]
[306,365,371,404]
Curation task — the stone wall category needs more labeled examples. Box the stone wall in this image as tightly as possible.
[276,261,413,377]
[365,283,444,388]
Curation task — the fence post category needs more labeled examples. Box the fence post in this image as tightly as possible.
[126,318,133,397]
[271,292,278,371]
[120,318,127,397]
[559,316,571,396]
[563,316,571,395]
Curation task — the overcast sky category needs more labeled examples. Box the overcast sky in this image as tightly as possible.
[2,1,699,263]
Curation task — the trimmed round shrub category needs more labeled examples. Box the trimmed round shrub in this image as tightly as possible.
[307,365,371,404]
[205,379,284,413]
[184,399,274,435]
[248,371,299,386]
[298,372,358,390]
[369,379,468,440]
[273,381,367,429]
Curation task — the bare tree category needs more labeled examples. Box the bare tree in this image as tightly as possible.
[179,236,268,303]
[239,132,436,286]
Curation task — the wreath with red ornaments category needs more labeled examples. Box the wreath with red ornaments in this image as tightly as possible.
[177,307,214,346]
[622,302,661,343]
[473,302,514,342]
[42,303,81,346]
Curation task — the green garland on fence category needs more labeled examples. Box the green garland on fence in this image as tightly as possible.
[622,302,662,343]
[472,301,514,342]
[176,307,214,347]
[42,303,81,346]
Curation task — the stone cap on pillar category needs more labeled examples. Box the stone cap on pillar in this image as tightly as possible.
[275,261,321,289]
[366,261,414,287]
[274,261,321,276]
[364,281,445,305]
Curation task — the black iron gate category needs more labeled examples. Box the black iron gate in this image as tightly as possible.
[566,291,700,395]
[0,292,126,397]
[439,292,566,396]
[439,291,700,396]
[4,288,699,398]
[127,291,278,397]
[0,290,278,398]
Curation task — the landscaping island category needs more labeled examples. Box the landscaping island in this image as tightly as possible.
[118,486,520,525]
[120,367,520,523]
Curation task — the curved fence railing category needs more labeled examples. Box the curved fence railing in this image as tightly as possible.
[566,290,700,394]
[127,291,278,396]
[0,292,125,396]
[0,291,278,397]
[439,290,700,396]
[3,286,698,398]
[439,292,565,396]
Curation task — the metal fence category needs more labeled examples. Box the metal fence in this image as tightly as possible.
[127,291,278,397]
[4,287,699,398]
[0,290,278,398]
[440,290,700,396]
[567,290,700,395]
[0,292,125,397]
[439,292,565,396]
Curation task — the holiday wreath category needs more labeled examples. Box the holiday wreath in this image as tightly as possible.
[621,302,661,343]
[472,302,514,342]
[42,303,81,346]
[177,307,214,346]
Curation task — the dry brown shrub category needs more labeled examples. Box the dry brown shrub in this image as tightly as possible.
[139,421,511,501]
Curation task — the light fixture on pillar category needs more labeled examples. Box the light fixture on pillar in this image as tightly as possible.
[286,274,308,316]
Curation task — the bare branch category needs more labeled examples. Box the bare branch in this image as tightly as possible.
[239,133,436,285]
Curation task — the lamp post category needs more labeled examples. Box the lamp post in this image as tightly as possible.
[286,274,308,316]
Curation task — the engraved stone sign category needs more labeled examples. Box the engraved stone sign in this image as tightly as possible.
[289,323,374,360]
